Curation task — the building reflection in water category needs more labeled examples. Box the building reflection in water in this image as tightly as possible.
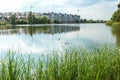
[0,25,80,36]
[111,27,120,46]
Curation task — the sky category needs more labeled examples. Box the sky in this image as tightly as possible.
[0,0,119,20]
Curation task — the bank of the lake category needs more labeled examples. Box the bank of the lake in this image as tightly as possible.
[106,21,120,27]
[106,2,120,28]
[0,46,120,80]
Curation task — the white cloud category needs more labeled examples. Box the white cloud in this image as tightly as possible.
[36,0,118,20]
[37,0,67,7]
[79,1,117,20]
[0,0,37,12]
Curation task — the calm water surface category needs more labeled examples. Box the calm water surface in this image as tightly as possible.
[0,23,119,54]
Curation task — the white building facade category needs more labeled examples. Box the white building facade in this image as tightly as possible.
[43,12,80,23]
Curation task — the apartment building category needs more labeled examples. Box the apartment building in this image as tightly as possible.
[0,12,80,23]
[43,12,80,23]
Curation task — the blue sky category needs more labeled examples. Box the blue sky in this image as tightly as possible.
[0,0,118,20]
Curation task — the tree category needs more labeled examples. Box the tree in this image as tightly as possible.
[118,2,120,8]
[54,20,59,23]
[41,17,49,24]
[47,19,50,24]
[110,2,120,22]
[16,20,27,24]
[75,20,79,23]
[111,10,120,22]
[27,11,33,24]
[10,14,16,25]
[32,15,38,24]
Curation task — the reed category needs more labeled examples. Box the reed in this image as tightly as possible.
[0,46,120,80]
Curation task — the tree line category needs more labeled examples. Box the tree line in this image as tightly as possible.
[10,11,50,25]
[80,19,106,23]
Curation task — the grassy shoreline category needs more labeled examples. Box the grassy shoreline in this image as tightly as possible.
[0,46,120,80]
[106,21,120,28]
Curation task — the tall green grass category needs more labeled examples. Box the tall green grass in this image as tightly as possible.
[0,46,120,80]
[106,21,120,28]
[112,22,120,28]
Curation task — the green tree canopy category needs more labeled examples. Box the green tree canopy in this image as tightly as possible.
[54,20,59,23]
[10,14,16,25]
[118,2,120,8]
[110,2,120,22]
[111,10,120,22]
[27,11,33,24]
[41,17,49,24]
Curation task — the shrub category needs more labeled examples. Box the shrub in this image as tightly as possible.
[16,20,27,24]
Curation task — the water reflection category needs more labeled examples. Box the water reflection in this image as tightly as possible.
[0,24,80,53]
[0,25,80,36]
[0,24,118,54]
[111,27,120,46]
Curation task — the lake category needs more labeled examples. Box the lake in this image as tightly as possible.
[0,23,119,54]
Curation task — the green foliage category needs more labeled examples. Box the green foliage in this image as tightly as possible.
[106,20,113,26]
[27,11,33,24]
[75,20,79,23]
[118,3,120,8]
[112,22,120,27]
[0,22,6,25]
[9,12,50,24]
[0,46,120,80]
[106,3,120,26]
[10,15,16,25]
[111,10,120,22]
[54,20,59,24]
[40,17,50,24]
[27,12,50,24]
[32,16,39,24]
[16,20,27,24]
[80,19,106,23]
[81,19,87,23]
